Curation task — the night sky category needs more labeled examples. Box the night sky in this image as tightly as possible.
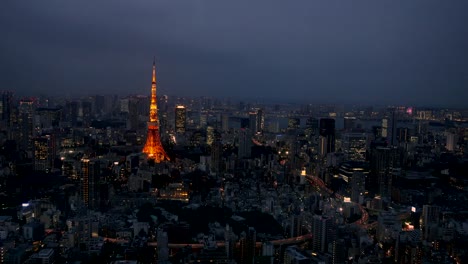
[1,0,467,106]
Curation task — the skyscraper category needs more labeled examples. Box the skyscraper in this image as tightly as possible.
[351,171,366,203]
[94,95,105,116]
[0,91,12,128]
[127,98,139,131]
[341,132,368,161]
[221,113,229,132]
[445,132,457,151]
[175,105,186,133]
[381,118,388,138]
[370,146,400,198]
[421,205,440,240]
[238,128,252,158]
[81,101,92,127]
[225,224,236,261]
[36,107,61,130]
[81,159,101,210]
[256,108,264,133]
[33,135,54,172]
[329,239,346,264]
[64,101,79,127]
[237,227,256,264]
[305,117,319,139]
[18,99,34,152]
[383,110,398,146]
[343,116,356,131]
[157,229,169,262]
[206,126,214,146]
[211,134,223,174]
[311,215,335,253]
[142,59,170,163]
[389,110,398,146]
[319,118,335,155]
[249,111,258,133]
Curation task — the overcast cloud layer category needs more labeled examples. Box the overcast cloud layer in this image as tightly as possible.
[1,0,467,106]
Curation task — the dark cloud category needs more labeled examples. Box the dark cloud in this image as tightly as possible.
[1,0,467,106]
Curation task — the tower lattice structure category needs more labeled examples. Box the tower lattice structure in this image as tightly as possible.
[142,59,170,162]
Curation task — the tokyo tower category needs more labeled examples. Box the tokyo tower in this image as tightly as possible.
[142,58,170,162]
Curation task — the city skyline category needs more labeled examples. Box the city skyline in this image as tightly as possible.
[1,0,468,107]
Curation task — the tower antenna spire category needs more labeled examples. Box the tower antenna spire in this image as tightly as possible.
[143,57,170,162]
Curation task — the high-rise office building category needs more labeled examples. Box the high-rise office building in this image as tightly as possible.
[319,118,335,155]
[397,127,410,144]
[256,108,264,133]
[158,95,168,133]
[395,231,423,264]
[445,132,457,151]
[351,171,366,204]
[64,101,79,127]
[127,98,139,130]
[94,95,105,116]
[305,117,319,138]
[329,239,346,264]
[249,111,258,133]
[381,118,388,138]
[237,227,256,264]
[261,241,274,259]
[81,101,92,127]
[81,159,101,210]
[383,110,398,146]
[421,205,440,240]
[311,215,335,253]
[341,133,368,161]
[221,113,229,132]
[0,91,13,128]
[225,224,236,260]
[18,99,34,152]
[199,112,208,128]
[175,105,186,133]
[211,132,222,174]
[35,107,61,130]
[157,229,169,262]
[370,146,400,197]
[290,214,303,238]
[33,135,55,172]
[206,126,215,146]
[288,117,300,130]
[238,128,252,158]
[343,116,356,131]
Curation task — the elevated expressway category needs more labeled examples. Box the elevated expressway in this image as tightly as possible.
[305,174,369,227]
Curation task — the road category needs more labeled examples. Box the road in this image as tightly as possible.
[145,234,313,249]
[305,174,369,228]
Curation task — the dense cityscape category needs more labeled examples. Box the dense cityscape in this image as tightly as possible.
[0,58,467,264]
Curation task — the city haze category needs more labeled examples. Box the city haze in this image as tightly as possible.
[1,0,468,106]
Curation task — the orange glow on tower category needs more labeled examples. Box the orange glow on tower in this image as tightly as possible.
[142,58,170,162]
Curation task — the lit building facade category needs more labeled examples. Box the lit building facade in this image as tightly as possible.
[175,105,186,133]
[33,135,55,172]
[81,159,101,210]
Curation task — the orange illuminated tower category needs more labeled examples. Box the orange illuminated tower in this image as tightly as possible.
[142,58,170,162]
